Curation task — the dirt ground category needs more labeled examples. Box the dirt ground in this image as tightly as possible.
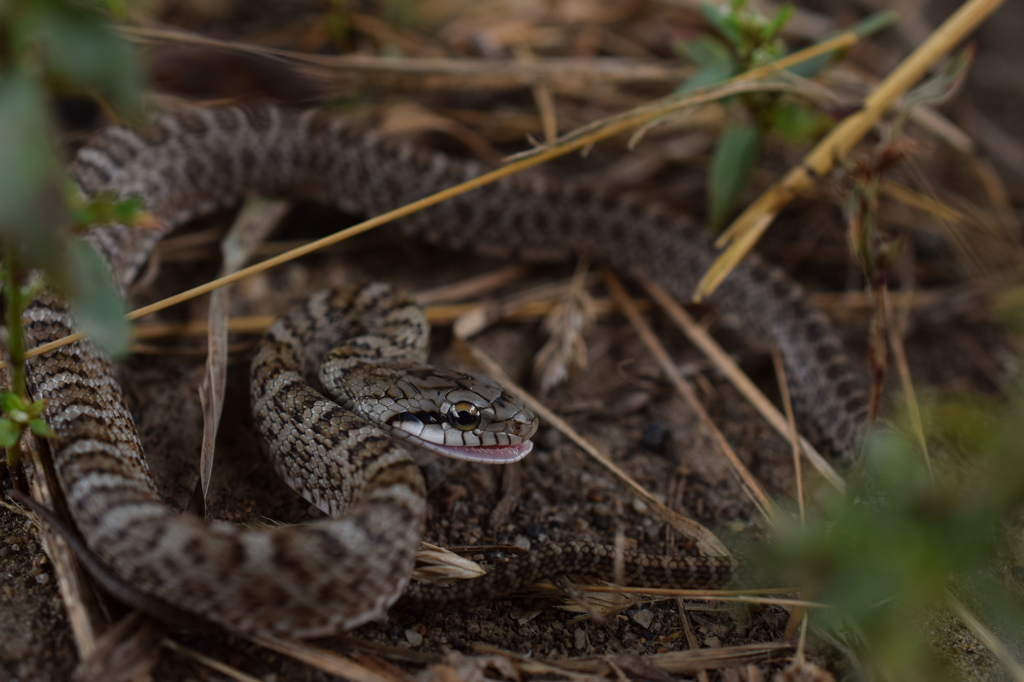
[2,1,1024,680]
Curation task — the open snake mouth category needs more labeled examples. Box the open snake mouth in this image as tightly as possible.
[386,409,537,464]
[427,440,533,464]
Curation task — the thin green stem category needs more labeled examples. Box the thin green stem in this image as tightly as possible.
[2,239,26,473]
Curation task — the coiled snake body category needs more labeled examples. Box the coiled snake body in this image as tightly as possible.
[20,106,867,637]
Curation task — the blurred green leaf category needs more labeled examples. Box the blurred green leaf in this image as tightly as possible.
[763,4,793,42]
[0,392,24,415]
[71,192,146,227]
[29,418,54,438]
[29,3,142,109]
[708,122,760,229]
[676,35,738,93]
[0,419,20,448]
[66,239,130,359]
[0,72,67,274]
[768,101,832,144]
[700,2,745,51]
[26,399,48,418]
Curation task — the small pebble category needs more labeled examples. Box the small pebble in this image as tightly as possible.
[404,629,423,646]
[513,535,531,550]
[632,609,655,629]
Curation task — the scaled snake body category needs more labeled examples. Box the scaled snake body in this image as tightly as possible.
[19,105,868,637]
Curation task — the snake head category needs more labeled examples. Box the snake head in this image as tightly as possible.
[374,367,539,464]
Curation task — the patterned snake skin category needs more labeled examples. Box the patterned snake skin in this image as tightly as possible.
[20,105,867,637]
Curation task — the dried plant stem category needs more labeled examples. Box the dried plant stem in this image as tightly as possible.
[770,347,805,524]
[885,286,933,478]
[248,635,402,682]
[162,639,263,682]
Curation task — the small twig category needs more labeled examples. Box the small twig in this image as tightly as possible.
[770,347,805,524]
[162,639,263,682]
[885,288,933,479]
[675,597,710,682]
[248,634,405,682]
[10,436,107,661]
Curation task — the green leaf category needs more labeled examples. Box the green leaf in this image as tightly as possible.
[66,239,131,360]
[71,192,146,227]
[676,35,737,93]
[763,4,793,42]
[769,101,832,144]
[0,72,68,275]
[30,4,143,110]
[29,418,54,438]
[0,419,20,448]
[700,2,745,50]
[708,122,760,229]
[26,399,48,418]
[0,392,24,415]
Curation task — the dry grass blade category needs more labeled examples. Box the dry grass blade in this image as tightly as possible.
[133,316,276,340]
[412,542,487,583]
[121,25,696,95]
[11,432,106,661]
[697,0,1008,300]
[193,197,288,509]
[771,347,805,524]
[248,634,406,682]
[533,259,595,393]
[641,277,845,493]
[575,586,824,609]
[675,598,710,682]
[454,336,730,558]
[602,269,779,524]
[885,288,933,478]
[475,641,794,675]
[414,264,530,306]
[161,639,263,682]
[881,180,967,223]
[71,611,165,682]
[945,591,1024,682]
[127,295,649,344]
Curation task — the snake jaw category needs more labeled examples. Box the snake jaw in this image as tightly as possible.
[423,439,534,464]
[385,417,536,464]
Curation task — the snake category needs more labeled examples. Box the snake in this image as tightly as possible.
[18,104,868,638]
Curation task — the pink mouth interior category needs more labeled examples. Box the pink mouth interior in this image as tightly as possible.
[433,440,533,464]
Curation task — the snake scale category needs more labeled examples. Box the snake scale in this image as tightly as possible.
[18,105,867,638]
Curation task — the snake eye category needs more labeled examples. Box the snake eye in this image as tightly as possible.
[449,402,481,431]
